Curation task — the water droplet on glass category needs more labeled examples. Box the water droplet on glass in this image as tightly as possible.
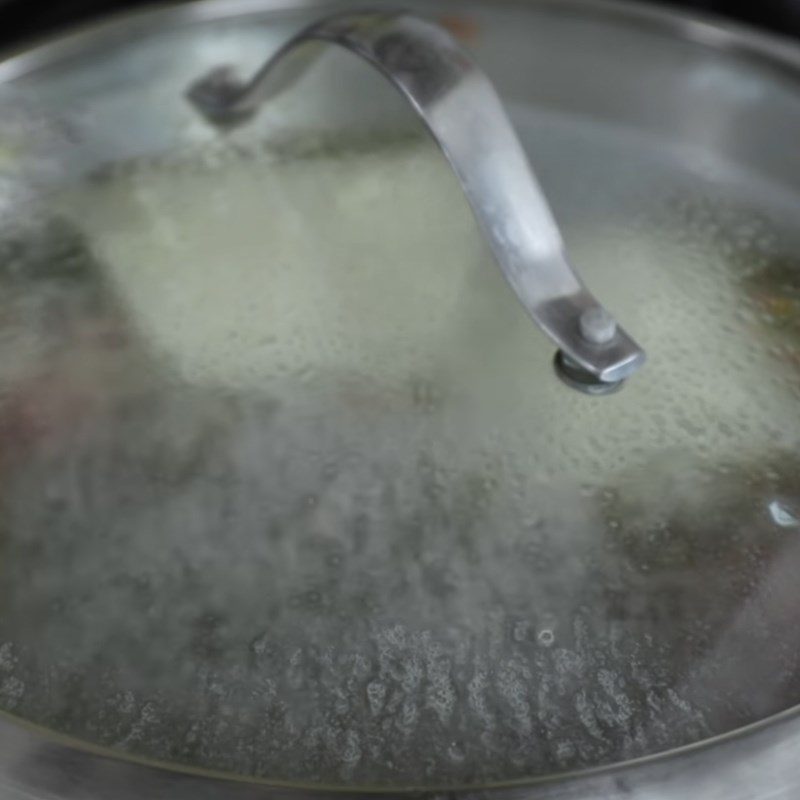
[768,500,799,528]
[538,629,555,647]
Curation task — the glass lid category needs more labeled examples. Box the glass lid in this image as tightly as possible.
[1,0,800,789]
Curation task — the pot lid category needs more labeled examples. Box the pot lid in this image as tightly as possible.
[1,0,800,790]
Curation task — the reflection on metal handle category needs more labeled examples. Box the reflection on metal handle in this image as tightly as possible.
[186,11,645,391]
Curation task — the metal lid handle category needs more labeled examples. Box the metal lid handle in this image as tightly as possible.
[186,11,645,392]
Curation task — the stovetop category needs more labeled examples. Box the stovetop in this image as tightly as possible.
[0,0,800,50]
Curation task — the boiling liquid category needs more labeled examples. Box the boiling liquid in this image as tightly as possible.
[0,126,798,785]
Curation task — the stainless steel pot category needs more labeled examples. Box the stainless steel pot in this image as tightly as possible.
[0,0,800,797]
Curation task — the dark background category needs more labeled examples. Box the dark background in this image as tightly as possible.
[1,0,800,50]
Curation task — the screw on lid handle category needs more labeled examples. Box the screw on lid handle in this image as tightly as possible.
[186,11,645,391]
